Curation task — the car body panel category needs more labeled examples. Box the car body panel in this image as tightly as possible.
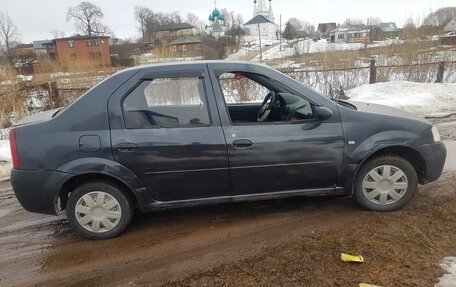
[9,61,447,216]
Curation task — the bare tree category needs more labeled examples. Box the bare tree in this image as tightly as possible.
[186,12,201,27]
[367,17,382,26]
[66,1,110,36]
[423,7,456,27]
[134,6,152,42]
[50,29,65,39]
[344,18,365,26]
[0,12,19,66]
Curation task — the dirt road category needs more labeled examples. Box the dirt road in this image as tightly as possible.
[1,173,455,286]
[0,179,378,287]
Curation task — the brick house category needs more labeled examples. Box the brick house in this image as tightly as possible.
[44,35,111,66]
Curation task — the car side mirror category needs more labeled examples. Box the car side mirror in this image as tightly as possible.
[316,106,333,121]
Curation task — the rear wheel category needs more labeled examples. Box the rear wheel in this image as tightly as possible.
[66,181,133,240]
[354,156,418,211]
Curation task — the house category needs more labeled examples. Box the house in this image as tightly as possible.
[371,22,401,39]
[168,37,203,56]
[32,40,52,56]
[330,25,369,43]
[154,23,200,46]
[444,18,456,33]
[244,0,277,42]
[317,23,337,38]
[44,35,111,66]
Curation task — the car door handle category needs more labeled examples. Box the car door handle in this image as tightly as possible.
[232,139,253,148]
[117,142,138,152]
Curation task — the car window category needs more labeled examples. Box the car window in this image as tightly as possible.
[217,72,315,124]
[218,73,269,104]
[123,77,211,129]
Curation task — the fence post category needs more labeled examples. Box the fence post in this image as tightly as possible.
[436,61,445,83]
[47,81,60,109]
[369,59,377,84]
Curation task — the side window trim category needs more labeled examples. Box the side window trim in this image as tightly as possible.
[121,75,213,130]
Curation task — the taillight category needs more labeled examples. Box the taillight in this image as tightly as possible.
[9,128,20,169]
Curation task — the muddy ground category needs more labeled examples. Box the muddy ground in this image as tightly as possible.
[1,172,456,287]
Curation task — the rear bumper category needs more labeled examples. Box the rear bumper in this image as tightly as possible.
[414,142,447,184]
[11,169,73,215]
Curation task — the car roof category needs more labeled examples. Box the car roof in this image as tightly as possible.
[118,60,268,74]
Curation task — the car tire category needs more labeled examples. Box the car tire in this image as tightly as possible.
[66,181,133,240]
[354,155,418,212]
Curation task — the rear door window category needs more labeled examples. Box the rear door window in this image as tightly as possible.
[123,77,211,129]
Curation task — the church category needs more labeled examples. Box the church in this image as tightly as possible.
[243,0,278,42]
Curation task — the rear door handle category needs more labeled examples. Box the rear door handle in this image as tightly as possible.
[117,142,138,152]
[232,139,253,148]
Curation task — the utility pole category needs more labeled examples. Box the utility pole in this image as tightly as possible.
[279,14,282,52]
[258,22,263,61]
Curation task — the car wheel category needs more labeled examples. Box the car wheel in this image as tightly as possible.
[354,156,418,212]
[66,181,133,240]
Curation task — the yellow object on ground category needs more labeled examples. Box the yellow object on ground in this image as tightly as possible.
[340,253,364,263]
[359,284,382,287]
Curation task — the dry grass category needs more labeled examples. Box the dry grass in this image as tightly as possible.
[164,173,456,287]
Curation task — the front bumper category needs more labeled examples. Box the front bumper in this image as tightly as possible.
[414,141,447,184]
[11,169,73,215]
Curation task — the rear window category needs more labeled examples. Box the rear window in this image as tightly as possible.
[123,77,211,129]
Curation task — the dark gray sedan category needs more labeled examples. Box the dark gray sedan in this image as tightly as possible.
[9,61,446,239]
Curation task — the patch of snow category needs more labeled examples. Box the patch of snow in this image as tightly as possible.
[0,140,11,162]
[436,257,456,287]
[260,38,404,60]
[0,140,11,178]
[347,81,456,118]
[16,75,33,81]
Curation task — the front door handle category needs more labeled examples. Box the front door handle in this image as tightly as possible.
[232,139,253,148]
[117,142,138,152]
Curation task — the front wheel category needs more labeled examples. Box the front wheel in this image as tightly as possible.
[66,181,133,240]
[354,156,418,212]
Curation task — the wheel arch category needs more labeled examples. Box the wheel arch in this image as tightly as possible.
[348,145,426,194]
[59,172,140,211]
[55,157,148,211]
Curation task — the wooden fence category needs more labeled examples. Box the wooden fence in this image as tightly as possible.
[279,60,456,85]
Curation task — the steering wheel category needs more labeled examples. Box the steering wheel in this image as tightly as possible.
[257,91,276,122]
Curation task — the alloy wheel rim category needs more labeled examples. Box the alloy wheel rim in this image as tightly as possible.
[75,191,122,233]
[362,165,408,206]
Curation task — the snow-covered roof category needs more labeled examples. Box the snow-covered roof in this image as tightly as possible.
[378,22,398,32]
[170,36,202,45]
[244,15,274,25]
[156,23,195,32]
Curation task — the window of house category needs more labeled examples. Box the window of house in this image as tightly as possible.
[89,52,103,60]
[86,39,100,47]
[67,40,75,48]
[182,45,187,51]
[70,53,77,61]
[123,77,211,129]
[197,44,202,50]
[172,46,177,51]
[338,34,345,39]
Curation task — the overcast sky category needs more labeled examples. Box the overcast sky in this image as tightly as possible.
[2,0,455,43]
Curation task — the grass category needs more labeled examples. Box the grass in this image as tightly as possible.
[163,173,456,287]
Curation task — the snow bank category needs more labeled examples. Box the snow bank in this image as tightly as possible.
[0,140,11,178]
[436,257,456,287]
[347,81,456,118]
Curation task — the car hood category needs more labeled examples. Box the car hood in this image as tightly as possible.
[347,101,430,124]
